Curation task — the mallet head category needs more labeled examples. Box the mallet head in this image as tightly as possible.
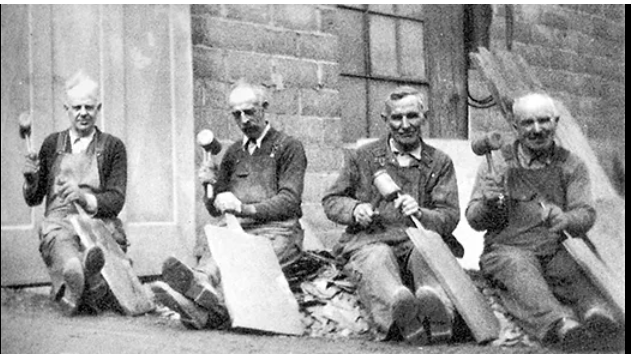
[19,112,32,139]
[196,129,222,155]
[373,170,401,202]
[471,131,502,156]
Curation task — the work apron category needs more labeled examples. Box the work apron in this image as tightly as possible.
[39,132,101,299]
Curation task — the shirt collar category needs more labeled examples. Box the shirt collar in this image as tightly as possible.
[389,138,422,160]
[517,142,554,168]
[242,123,270,149]
[68,128,96,153]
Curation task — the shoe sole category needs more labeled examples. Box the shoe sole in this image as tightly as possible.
[416,287,452,343]
[162,257,223,314]
[61,258,85,316]
[393,288,428,344]
[151,282,208,330]
[584,311,620,337]
[84,246,105,278]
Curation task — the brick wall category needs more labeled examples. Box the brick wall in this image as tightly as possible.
[190,4,345,253]
[469,4,625,195]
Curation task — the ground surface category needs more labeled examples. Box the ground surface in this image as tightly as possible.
[1,287,625,354]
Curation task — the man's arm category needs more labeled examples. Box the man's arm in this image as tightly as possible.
[418,156,460,236]
[93,136,127,218]
[23,134,56,207]
[322,150,361,226]
[247,138,307,220]
[465,161,506,232]
[559,157,596,235]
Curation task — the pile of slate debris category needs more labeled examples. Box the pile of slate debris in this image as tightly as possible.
[284,251,538,347]
[154,250,538,347]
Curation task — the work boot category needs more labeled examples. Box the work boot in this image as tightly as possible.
[151,281,209,330]
[583,306,620,338]
[543,317,586,350]
[83,246,105,278]
[60,257,85,316]
[392,287,428,345]
[161,257,223,314]
[415,286,453,343]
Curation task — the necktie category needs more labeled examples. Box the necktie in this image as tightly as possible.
[247,138,257,155]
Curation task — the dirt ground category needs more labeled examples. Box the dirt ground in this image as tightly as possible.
[1,287,624,354]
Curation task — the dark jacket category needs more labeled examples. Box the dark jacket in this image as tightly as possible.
[207,127,307,223]
[23,127,127,219]
[322,135,463,257]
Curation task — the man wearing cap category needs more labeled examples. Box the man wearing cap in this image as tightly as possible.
[321,86,463,344]
[22,70,128,316]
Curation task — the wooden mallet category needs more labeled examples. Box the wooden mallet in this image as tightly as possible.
[196,129,222,198]
[19,111,34,155]
[471,131,502,175]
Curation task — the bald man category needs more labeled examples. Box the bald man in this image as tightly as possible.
[22,70,128,316]
[151,79,307,330]
[466,93,621,348]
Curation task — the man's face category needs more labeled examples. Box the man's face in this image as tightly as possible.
[384,95,424,151]
[228,87,266,140]
[514,106,558,153]
[65,91,100,137]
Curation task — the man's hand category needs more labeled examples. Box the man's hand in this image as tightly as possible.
[56,178,89,208]
[545,204,571,233]
[393,194,422,218]
[481,174,505,209]
[353,203,376,227]
[214,192,242,214]
[23,152,40,184]
[198,160,217,186]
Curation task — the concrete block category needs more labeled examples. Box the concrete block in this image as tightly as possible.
[225,4,270,24]
[319,63,339,90]
[297,33,338,62]
[272,5,318,32]
[225,51,271,84]
[271,57,319,88]
[319,6,337,34]
[193,47,225,80]
[304,144,345,173]
[191,4,222,16]
[268,88,300,115]
[300,88,340,117]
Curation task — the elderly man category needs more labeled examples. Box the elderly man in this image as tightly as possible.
[22,70,128,316]
[152,79,308,330]
[466,92,621,348]
[322,86,463,344]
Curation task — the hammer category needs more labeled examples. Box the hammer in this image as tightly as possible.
[18,111,34,155]
[196,129,222,198]
[471,131,502,175]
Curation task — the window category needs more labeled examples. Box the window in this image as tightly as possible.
[336,5,468,141]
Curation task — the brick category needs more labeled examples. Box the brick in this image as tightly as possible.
[191,15,206,45]
[319,6,337,34]
[319,63,339,90]
[196,106,242,141]
[301,88,340,117]
[225,4,270,24]
[297,33,338,62]
[191,4,222,16]
[305,144,345,173]
[225,51,271,83]
[272,5,318,32]
[271,57,319,88]
[200,79,229,110]
[268,88,300,115]
[193,46,225,80]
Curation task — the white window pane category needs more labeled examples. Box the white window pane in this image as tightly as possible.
[338,8,366,75]
[399,20,426,80]
[340,77,368,142]
[369,16,397,77]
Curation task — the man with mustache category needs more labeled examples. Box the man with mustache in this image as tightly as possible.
[466,92,621,349]
[151,79,307,330]
[322,86,463,344]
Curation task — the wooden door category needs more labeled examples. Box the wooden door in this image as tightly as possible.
[1,4,196,286]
